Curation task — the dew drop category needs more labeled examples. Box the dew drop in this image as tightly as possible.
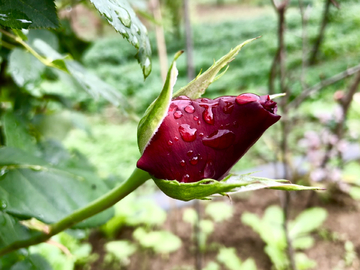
[180,160,186,167]
[179,124,197,142]
[202,161,215,179]
[202,129,235,150]
[182,174,190,182]
[184,105,195,114]
[223,101,234,114]
[144,57,151,68]
[134,24,140,34]
[187,150,193,157]
[168,140,173,146]
[200,103,218,125]
[193,116,199,121]
[174,136,179,142]
[199,132,204,137]
[132,36,139,48]
[190,156,199,165]
[236,93,259,105]
[115,8,131,27]
[0,199,7,210]
[174,110,183,119]
[0,167,8,177]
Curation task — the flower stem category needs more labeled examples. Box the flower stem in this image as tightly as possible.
[0,168,150,256]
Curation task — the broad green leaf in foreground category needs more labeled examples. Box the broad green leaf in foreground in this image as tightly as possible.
[154,174,323,201]
[10,254,52,270]
[173,37,259,99]
[0,212,41,250]
[137,51,183,153]
[90,0,152,79]
[0,147,114,228]
[2,111,38,154]
[0,0,58,29]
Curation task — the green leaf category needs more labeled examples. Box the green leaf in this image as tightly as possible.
[65,61,126,107]
[0,212,40,250]
[295,253,316,270]
[289,207,327,238]
[182,208,198,225]
[154,174,323,201]
[8,48,44,90]
[2,111,38,153]
[292,236,314,250]
[137,51,182,153]
[89,0,152,78]
[173,38,259,99]
[0,147,114,228]
[10,254,52,270]
[133,227,181,254]
[0,0,59,29]
[24,30,126,107]
[203,261,220,270]
[241,258,257,270]
[216,247,243,270]
[104,240,136,264]
[205,202,233,223]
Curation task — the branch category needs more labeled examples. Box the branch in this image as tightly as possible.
[290,64,360,108]
[320,71,360,168]
[0,168,150,256]
[0,28,59,69]
[308,0,332,65]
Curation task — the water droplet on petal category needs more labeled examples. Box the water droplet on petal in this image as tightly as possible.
[187,150,193,157]
[236,93,259,105]
[193,116,199,121]
[179,124,197,142]
[182,174,190,182]
[202,161,215,179]
[202,129,235,150]
[174,136,179,142]
[180,160,186,167]
[199,133,204,137]
[190,156,199,165]
[174,110,183,119]
[200,102,218,125]
[184,105,195,114]
[223,101,234,114]
[168,140,173,146]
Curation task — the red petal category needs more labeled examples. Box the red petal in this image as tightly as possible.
[137,93,281,183]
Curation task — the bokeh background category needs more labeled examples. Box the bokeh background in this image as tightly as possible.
[1,0,360,269]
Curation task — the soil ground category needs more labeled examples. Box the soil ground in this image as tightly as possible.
[87,189,360,270]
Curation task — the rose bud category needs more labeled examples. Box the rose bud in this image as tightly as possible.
[137,93,280,183]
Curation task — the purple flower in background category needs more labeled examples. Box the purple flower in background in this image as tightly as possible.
[137,93,280,183]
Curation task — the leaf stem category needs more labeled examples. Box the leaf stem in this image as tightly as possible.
[0,168,150,256]
[0,28,58,69]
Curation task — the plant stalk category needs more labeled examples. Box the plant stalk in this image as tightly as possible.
[0,168,150,256]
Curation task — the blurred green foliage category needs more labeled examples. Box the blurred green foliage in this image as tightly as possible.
[242,206,328,270]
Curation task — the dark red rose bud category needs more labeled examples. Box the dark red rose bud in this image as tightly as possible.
[137,93,281,183]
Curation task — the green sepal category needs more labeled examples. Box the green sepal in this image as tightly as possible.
[154,174,324,201]
[173,37,259,99]
[137,51,183,153]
